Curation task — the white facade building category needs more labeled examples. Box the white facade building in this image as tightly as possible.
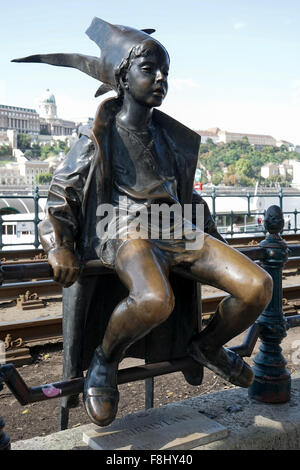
[196,128,278,147]
[0,163,24,185]
[0,149,49,185]
[292,162,300,188]
[260,163,279,179]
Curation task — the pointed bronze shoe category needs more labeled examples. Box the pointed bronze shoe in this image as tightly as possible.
[188,341,254,388]
[83,346,119,427]
[84,386,119,427]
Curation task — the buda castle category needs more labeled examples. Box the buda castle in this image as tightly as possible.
[0,91,92,185]
[0,89,79,147]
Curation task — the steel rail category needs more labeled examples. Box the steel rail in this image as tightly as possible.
[1,284,300,348]
[0,280,61,300]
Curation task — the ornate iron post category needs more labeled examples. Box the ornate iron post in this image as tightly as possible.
[248,205,291,403]
[0,213,3,251]
[33,186,40,249]
[211,186,216,220]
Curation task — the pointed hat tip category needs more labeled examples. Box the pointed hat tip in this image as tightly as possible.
[141,29,155,34]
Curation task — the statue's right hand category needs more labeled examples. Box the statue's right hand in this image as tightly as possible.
[48,247,81,288]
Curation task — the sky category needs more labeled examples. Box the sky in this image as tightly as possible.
[0,0,300,144]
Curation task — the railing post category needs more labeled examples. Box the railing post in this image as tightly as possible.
[278,187,283,212]
[211,187,216,221]
[0,214,3,251]
[247,192,250,216]
[33,186,40,249]
[248,205,291,403]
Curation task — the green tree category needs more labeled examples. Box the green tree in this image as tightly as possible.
[197,136,299,187]
[17,133,31,151]
[235,159,254,178]
[24,150,33,159]
[56,139,69,152]
[31,142,41,158]
[36,172,53,184]
[0,144,10,156]
[211,171,223,186]
[40,144,56,160]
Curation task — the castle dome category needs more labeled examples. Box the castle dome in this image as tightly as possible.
[40,89,56,104]
[38,89,57,119]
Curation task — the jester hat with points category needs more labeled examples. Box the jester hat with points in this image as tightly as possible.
[12,17,165,97]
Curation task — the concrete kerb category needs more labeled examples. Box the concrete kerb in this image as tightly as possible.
[11,371,300,450]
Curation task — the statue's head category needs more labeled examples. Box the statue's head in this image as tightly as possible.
[12,17,169,106]
[115,38,169,107]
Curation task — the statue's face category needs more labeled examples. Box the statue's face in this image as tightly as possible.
[124,40,169,108]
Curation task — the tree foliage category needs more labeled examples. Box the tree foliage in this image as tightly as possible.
[40,140,70,160]
[0,144,10,156]
[36,172,53,184]
[16,136,70,160]
[198,138,299,186]
[17,133,32,151]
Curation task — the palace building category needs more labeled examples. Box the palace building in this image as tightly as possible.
[0,104,40,135]
[0,89,76,138]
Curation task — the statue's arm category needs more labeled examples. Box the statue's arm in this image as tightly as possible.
[192,190,227,244]
[38,135,95,286]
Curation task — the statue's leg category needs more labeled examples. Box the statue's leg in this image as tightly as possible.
[83,239,174,426]
[174,235,273,387]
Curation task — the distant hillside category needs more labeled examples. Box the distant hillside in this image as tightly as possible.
[198,138,300,187]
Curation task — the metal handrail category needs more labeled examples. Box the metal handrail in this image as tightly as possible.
[0,186,300,248]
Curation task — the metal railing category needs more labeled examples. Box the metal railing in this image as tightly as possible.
[1,186,300,250]
[0,204,300,448]
[0,187,44,250]
[201,186,300,237]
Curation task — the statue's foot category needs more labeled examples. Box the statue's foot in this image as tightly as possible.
[182,359,203,386]
[83,346,119,427]
[188,340,254,388]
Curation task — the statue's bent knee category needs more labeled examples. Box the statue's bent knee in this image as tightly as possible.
[244,270,273,314]
[134,291,175,326]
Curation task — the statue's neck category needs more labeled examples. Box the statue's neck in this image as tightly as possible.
[116,95,153,132]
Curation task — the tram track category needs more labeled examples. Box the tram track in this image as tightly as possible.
[1,237,300,302]
[1,283,300,351]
